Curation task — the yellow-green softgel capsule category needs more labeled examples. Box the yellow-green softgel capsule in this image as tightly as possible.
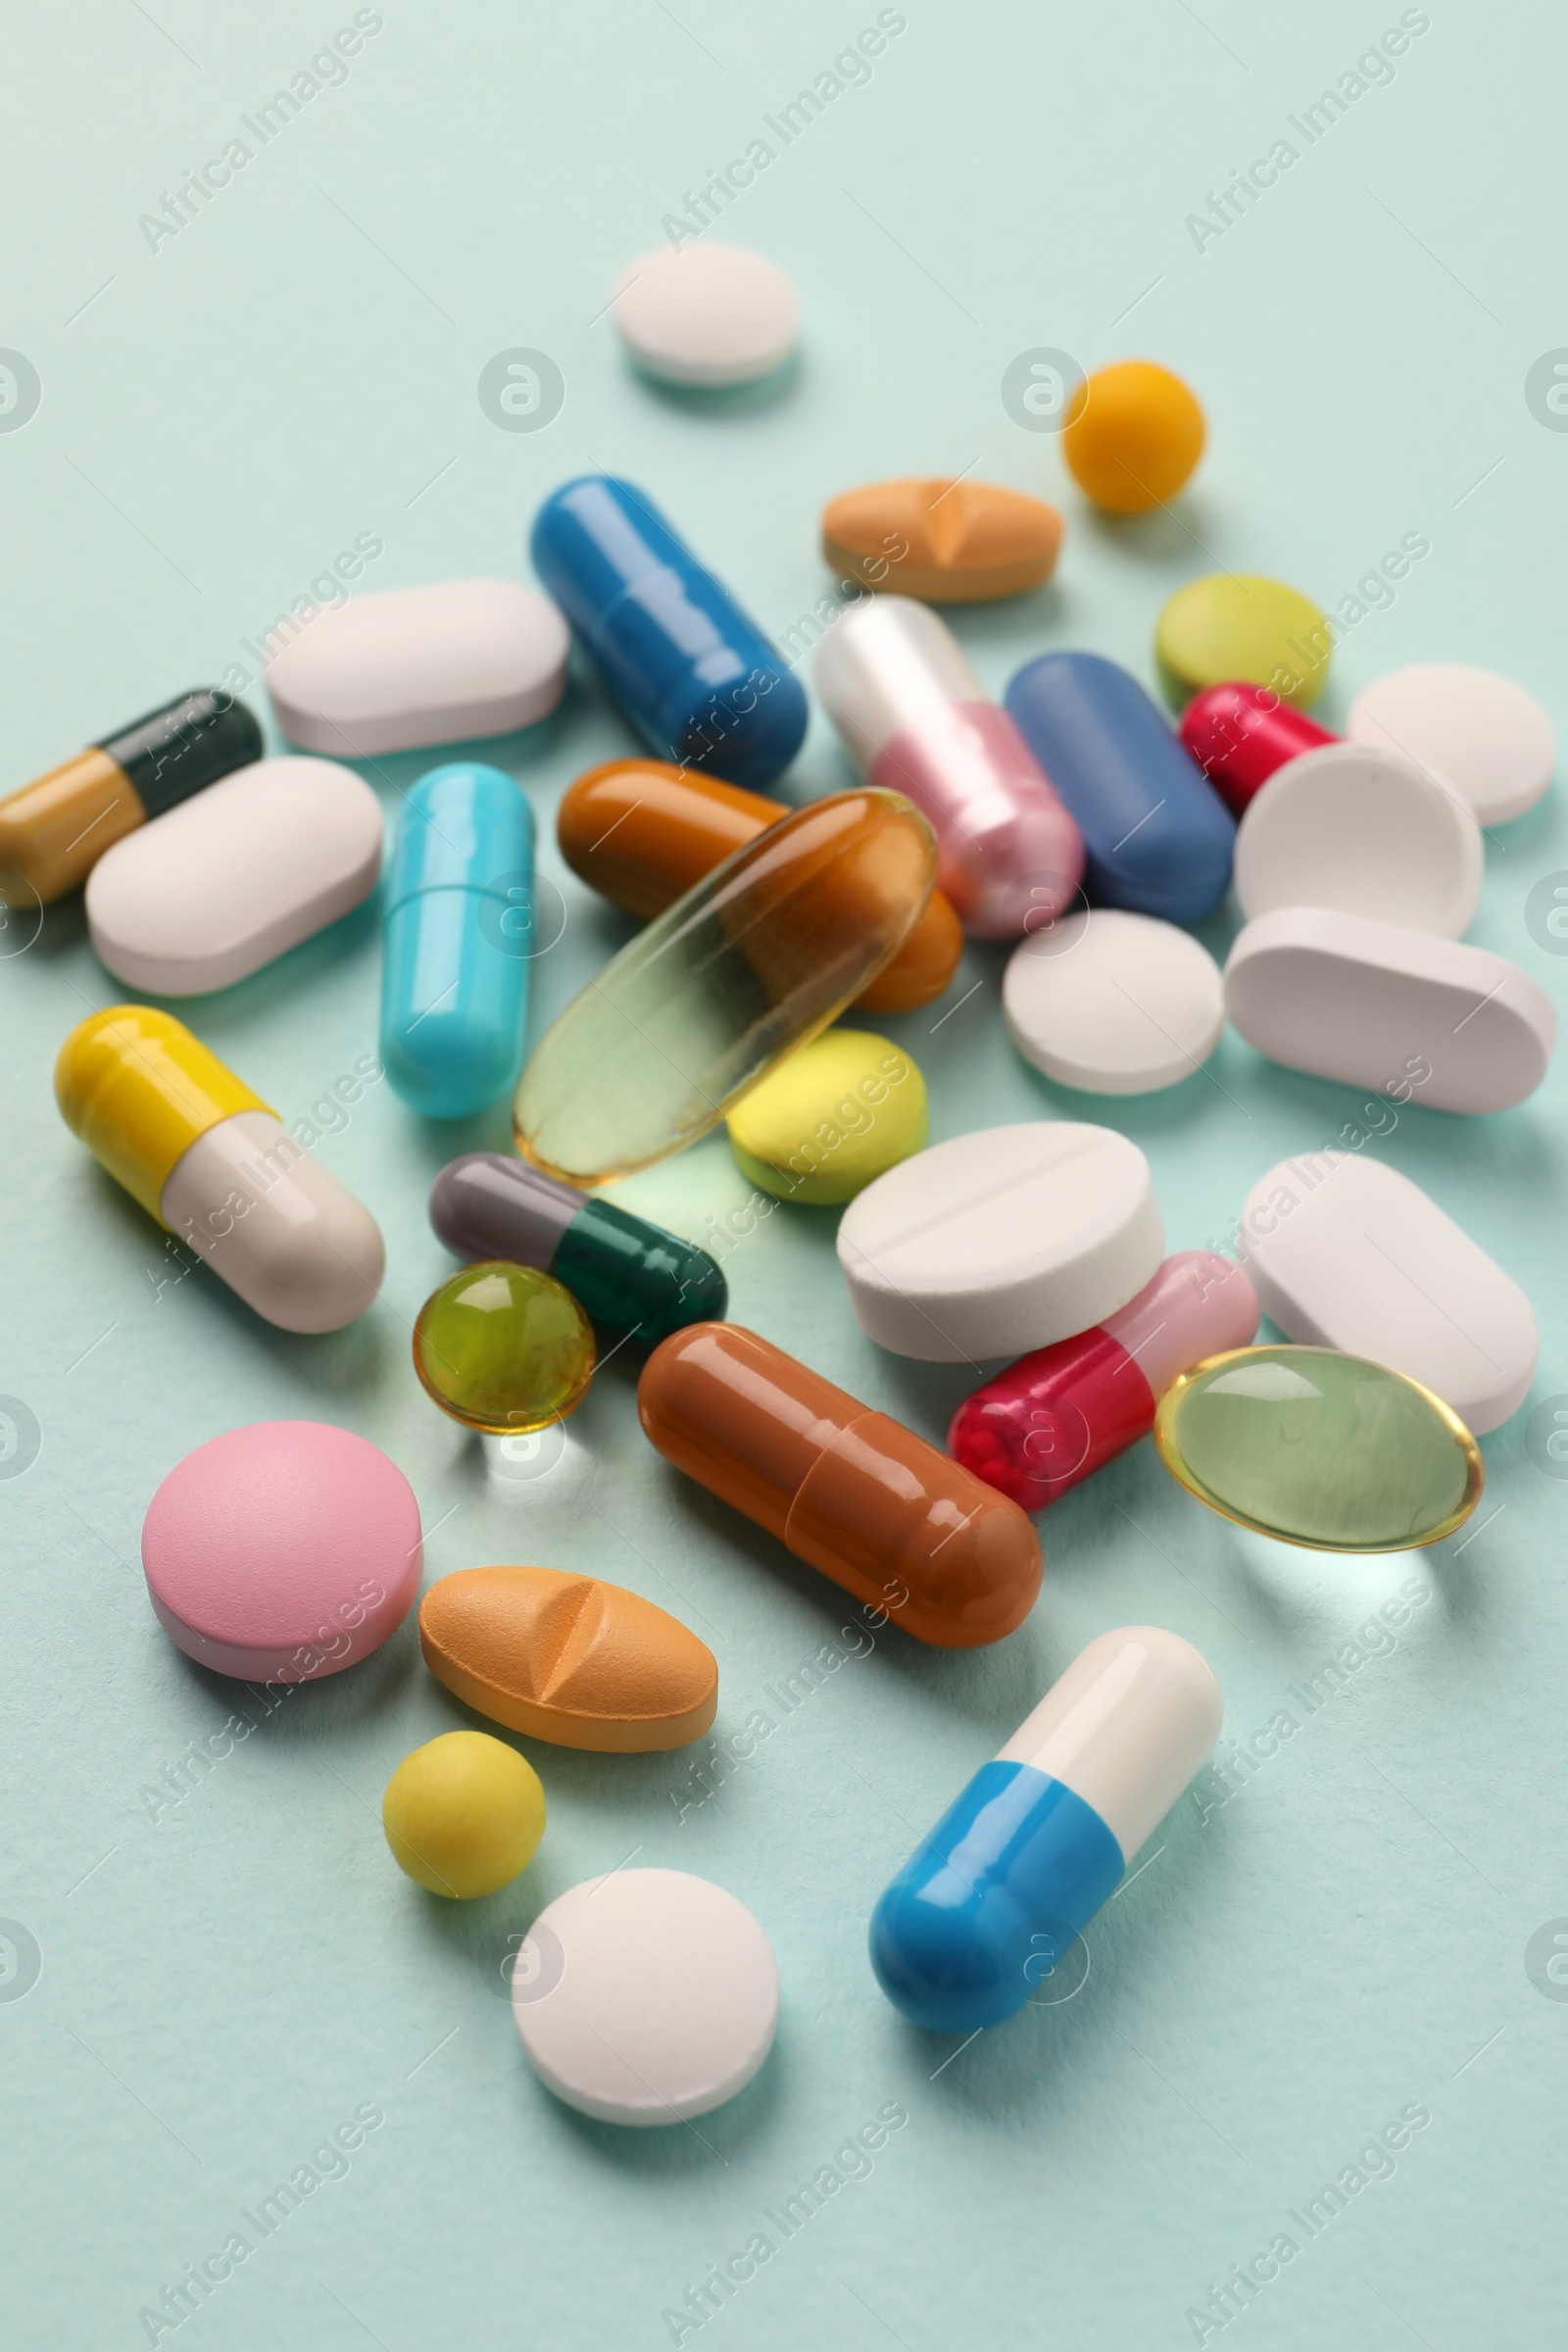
[726,1029,928,1205]
[1154,1345,1483,1551]
[382,1730,546,1898]
[413,1259,595,1434]
[1155,573,1332,709]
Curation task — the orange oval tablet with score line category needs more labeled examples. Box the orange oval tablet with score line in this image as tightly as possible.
[821,477,1063,604]
[418,1564,718,1752]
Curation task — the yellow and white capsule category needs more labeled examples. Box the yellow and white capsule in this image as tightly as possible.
[56,1006,383,1333]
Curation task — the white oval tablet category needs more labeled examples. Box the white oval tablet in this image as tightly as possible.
[266,579,568,757]
[612,244,800,387]
[512,1870,778,2126]
[86,758,382,996]
[1236,1153,1537,1433]
[1348,662,1555,826]
[1225,906,1554,1115]
[837,1121,1163,1362]
[1003,909,1224,1095]
[1234,742,1483,937]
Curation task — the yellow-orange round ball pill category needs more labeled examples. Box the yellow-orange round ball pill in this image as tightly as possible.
[1061,361,1206,514]
[382,1730,546,1898]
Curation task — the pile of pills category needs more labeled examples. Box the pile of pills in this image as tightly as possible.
[15,244,1557,2120]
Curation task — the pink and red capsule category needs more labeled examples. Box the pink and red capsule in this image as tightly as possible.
[950,1251,1259,1510]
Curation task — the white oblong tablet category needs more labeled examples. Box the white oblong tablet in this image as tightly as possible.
[836,1121,1163,1362]
[612,244,800,387]
[1003,909,1224,1095]
[1233,742,1483,937]
[1348,662,1555,826]
[265,579,568,758]
[1224,906,1555,1115]
[86,758,382,996]
[512,1870,778,2126]
[1236,1153,1538,1432]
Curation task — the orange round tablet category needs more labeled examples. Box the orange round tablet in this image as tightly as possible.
[1061,362,1205,514]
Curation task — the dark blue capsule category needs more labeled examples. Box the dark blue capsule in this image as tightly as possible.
[1004,651,1235,923]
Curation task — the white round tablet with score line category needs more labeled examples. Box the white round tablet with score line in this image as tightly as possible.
[837,1121,1163,1363]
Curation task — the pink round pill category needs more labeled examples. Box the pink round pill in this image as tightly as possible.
[141,1421,422,1681]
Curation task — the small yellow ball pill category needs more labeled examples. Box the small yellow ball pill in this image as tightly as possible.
[726,1029,927,1206]
[1061,360,1206,514]
[381,1730,545,1899]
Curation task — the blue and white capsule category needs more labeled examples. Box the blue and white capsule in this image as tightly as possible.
[530,475,808,788]
[380,760,536,1119]
[1004,652,1236,923]
[870,1626,1222,2033]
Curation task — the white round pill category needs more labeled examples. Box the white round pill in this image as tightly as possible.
[1234,743,1483,938]
[611,244,800,387]
[1347,662,1555,826]
[512,1870,778,2126]
[1003,910,1224,1095]
[837,1122,1163,1363]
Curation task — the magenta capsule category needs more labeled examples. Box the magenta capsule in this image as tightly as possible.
[813,595,1085,940]
[1177,683,1337,816]
[949,1251,1258,1509]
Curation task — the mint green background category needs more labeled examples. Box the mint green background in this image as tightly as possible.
[5,4,1567,2346]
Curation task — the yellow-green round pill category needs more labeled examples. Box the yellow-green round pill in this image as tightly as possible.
[726,1028,927,1205]
[1155,573,1332,709]
[382,1730,546,1898]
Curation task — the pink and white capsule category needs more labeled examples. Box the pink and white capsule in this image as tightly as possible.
[813,596,1085,939]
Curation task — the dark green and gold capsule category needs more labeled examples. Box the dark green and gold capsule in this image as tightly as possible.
[427,1152,726,1346]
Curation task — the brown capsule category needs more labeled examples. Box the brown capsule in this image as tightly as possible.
[638,1323,1042,1648]
[821,478,1063,605]
[419,1564,718,1751]
[558,760,963,1014]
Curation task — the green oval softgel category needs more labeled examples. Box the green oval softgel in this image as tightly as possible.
[413,1260,595,1435]
[1154,1345,1483,1551]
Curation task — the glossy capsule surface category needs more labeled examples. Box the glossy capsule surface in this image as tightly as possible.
[55,1006,382,1332]
[513,788,936,1185]
[557,759,963,1013]
[1004,652,1235,923]
[870,1627,1222,2031]
[429,1152,725,1342]
[1177,682,1336,814]
[413,1260,596,1434]
[530,475,808,788]
[380,761,535,1118]
[951,1251,1258,1510]
[0,689,261,907]
[812,596,1084,940]
[638,1322,1042,1647]
[1155,1345,1484,1550]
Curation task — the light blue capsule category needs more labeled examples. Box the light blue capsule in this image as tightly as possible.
[380,761,536,1119]
[870,1627,1221,2034]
